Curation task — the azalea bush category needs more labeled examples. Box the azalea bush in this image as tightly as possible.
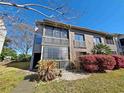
[112,55,124,69]
[96,55,116,71]
[82,64,99,72]
[80,55,98,72]
[80,55,116,72]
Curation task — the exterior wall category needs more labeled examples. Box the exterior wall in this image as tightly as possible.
[105,37,118,54]
[0,18,7,54]
[69,29,107,61]
[31,21,121,69]
[85,34,94,53]
[117,35,124,55]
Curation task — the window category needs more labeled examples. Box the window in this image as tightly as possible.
[80,52,87,55]
[53,28,61,38]
[120,39,124,46]
[45,26,53,37]
[45,26,68,39]
[74,34,85,48]
[75,34,85,42]
[43,46,68,60]
[94,37,102,44]
[106,39,114,44]
[61,29,68,38]
[35,34,42,44]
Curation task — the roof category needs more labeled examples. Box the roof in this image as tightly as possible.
[36,19,111,36]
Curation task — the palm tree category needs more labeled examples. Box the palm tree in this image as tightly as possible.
[92,44,112,54]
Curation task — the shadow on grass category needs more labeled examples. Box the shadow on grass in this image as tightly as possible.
[24,74,39,82]
[5,61,30,70]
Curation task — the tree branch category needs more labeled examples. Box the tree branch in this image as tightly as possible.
[23,4,64,15]
[0,2,64,18]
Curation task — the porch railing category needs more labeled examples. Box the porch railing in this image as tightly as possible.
[42,37,69,46]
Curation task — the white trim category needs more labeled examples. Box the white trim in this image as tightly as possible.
[40,25,45,60]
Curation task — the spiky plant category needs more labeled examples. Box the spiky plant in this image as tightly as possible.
[37,60,60,82]
[91,44,112,54]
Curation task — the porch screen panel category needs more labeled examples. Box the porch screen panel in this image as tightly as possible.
[43,46,68,60]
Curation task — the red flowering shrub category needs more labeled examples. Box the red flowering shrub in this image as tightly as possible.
[96,55,116,71]
[112,55,124,69]
[80,55,97,64]
[83,64,99,72]
[79,55,116,73]
[80,55,99,72]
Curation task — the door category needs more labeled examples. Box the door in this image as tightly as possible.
[33,53,41,68]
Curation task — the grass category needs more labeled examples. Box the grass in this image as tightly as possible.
[1,61,124,93]
[0,62,29,93]
[35,69,124,93]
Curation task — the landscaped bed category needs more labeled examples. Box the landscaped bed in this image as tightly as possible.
[1,59,124,93]
[35,69,124,93]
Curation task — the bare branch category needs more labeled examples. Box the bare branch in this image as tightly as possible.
[23,4,64,15]
[0,1,64,18]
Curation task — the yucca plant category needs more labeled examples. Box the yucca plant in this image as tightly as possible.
[37,60,61,82]
[91,44,112,54]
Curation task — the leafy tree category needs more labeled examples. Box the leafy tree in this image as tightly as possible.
[17,54,31,62]
[91,44,112,55]
[0,47,17,61]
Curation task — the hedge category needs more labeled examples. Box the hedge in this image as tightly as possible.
[79,55,117,72]
[112,55,124,69]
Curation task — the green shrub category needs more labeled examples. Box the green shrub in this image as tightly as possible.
[17,54,31,62]
[0,48,17,61]
[92,44,112,54]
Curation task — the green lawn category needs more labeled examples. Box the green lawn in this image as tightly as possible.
[35,69,124,93]
[1,62,124,93]
[0,62,29,93]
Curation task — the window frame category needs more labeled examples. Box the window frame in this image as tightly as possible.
[94,36,102,45]
[44,26,68,39]
[74,33,85,48]
[74,33,85,42]
[106,38,114,45]
[43,46,69,61]
[120,38,124,46]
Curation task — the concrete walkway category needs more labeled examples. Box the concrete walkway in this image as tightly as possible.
[11,70,37,93]
[11,79,36,93]
[58,70,91,80]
